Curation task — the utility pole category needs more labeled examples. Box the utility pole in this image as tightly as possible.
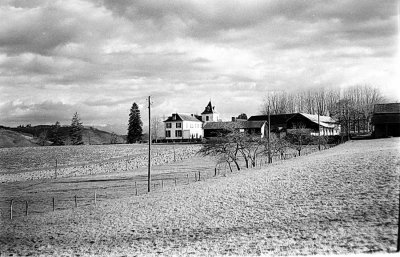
[268,105,271,163]
[148,96,151,192]
[318,106,321,151]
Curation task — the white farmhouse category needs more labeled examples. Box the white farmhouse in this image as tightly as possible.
[163,113,203,140]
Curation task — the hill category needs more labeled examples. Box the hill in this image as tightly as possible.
[0,125,126,148]
[0,129,38,148]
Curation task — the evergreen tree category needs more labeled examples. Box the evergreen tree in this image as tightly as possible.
[50,121,64,145]
[127,102,143,143]
[70,112,84,145]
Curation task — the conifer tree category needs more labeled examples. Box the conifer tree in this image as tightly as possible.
[50,121,64,145]
[127,102,143,143]
[70,112,84,145]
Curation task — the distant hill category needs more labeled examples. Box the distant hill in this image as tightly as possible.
[0,129,39,148]
[0,125,126,148]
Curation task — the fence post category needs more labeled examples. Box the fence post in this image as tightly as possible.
[25,200,28,216]
[94,191,97,207]
[52,197,55,211]
[198,171,201,181]
[136,188,138,196]
[74,195,77,208]
[10,199,13,220]
[214,168,217,177]
[187,174,189,184]
[55,158,58,179]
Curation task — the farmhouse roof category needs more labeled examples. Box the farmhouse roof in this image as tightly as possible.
[201,101,218,114]
[164,113,202,122]
[297,113,338,128]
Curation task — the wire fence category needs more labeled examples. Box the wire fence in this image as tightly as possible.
[1,144,338,220]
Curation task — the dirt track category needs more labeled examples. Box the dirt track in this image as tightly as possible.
[1,138,399,256]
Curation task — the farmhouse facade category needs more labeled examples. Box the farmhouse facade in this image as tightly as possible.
[164,113,203,140]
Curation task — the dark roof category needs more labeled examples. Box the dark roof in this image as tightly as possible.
[248,114,296,124]
[203,121,265,130]
[201,101,217,114]
[374,103,400,114]
[164,113,202,122]
[371,114,400,124]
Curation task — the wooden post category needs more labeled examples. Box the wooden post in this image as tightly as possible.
[148,96,152,193]
[397,182,400,252]
[198,171,201,181]
[74,195,77,208]
[25,200,28,216]
[55,158,58,179]
[10,199,13,220]
[94,191,97,207]
[52,197,55,211]
[214,168,217,177]
[135,188,138,196]
[187,174,189,184]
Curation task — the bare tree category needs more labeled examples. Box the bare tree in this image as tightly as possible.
[151,115,163,143]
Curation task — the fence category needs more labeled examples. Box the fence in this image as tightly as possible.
[1,143,338,220]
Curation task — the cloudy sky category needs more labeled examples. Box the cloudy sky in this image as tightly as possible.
[0,0,398,134]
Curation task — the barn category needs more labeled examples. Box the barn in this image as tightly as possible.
[371,103,400,138]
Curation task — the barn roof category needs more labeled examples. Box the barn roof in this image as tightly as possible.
[374,103,400,114]
[203,121,265,130]
[248,114,296,124]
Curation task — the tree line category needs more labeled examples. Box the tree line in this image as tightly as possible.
[261,84,386,135]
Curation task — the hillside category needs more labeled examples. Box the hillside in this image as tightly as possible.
[0,125,125,148]
[0,129,38,148]
[1,138,398,255]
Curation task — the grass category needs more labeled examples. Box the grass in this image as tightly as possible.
[1,138,399,256]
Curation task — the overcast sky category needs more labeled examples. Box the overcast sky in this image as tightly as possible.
[0,0,398,134]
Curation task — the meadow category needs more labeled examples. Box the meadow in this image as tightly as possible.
[1,139,399,256]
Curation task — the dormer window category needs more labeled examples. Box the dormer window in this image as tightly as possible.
[206,116,209,121]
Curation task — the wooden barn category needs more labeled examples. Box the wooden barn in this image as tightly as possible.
[371,103,400,138]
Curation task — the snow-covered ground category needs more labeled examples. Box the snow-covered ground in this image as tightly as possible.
[1,138,399,256]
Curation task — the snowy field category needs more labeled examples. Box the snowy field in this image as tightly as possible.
[1,138,399,256]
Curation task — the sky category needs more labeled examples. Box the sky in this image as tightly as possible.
[0,0,399,134]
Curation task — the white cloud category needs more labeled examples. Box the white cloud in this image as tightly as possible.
[0,0,397,130]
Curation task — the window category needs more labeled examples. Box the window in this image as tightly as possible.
[176,123,182,128]
[166,123,171,128]
[190,123,193,128]
[206,116,209,121]
[165,131,171,138]
[175,130,182,137]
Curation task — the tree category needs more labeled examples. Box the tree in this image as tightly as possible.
[110,132,118,144]
[70,112,84,145]
[127,102,143,143]
[285,127,313,156]
[49,121,64,145]
[237,113,248,120]
[38,131,48,146]
[151,115,163,143]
